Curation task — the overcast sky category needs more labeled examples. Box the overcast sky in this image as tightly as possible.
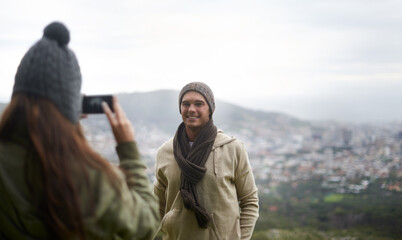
[1,0,401,123]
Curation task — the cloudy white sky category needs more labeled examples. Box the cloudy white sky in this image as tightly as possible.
[1,0,401,123]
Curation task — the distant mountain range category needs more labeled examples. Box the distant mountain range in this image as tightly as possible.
[0,90,309,135]
[116,90,309,134]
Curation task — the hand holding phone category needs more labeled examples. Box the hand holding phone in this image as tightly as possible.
[82,95,114,114]
[102,97,135,143]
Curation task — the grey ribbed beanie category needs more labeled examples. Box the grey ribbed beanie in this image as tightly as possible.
[178,82,215,115]
[13,22,82,123]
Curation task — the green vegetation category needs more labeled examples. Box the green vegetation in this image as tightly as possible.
[253,177,402,240]
[252,228,398,240]
[324,194,343,203]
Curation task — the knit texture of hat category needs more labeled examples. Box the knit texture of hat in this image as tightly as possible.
[13,22,82,123]
[178,82,215,115]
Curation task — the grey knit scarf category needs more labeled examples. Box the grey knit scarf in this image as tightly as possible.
[173,120,217,228]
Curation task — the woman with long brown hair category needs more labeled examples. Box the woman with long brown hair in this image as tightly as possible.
[0,22,159,239]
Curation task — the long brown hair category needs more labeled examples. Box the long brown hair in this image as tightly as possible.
[0,93,120,239]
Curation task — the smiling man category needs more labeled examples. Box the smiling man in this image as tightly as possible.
[154,82,259,240]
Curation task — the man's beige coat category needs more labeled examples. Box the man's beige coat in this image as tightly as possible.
[154,130,259,240]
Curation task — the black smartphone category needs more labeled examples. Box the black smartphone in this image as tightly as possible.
[82,95,114,114]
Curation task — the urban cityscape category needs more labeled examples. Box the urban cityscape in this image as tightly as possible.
[81,115,402,195]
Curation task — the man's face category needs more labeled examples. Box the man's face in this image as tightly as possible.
[180,91,210,131]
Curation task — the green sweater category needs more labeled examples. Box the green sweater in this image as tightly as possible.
[0,132,160,239]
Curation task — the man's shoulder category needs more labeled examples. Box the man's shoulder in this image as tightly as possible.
[157,137,174,153]
[214,129,240,149]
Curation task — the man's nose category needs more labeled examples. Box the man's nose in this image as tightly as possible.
[189,104,196,112]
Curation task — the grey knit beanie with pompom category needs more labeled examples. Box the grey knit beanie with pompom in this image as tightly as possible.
[13,21,82,123]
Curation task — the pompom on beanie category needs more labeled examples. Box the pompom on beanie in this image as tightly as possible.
[13,21,82,123]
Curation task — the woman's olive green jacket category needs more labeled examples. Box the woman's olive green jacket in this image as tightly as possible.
[0,130,159,239]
